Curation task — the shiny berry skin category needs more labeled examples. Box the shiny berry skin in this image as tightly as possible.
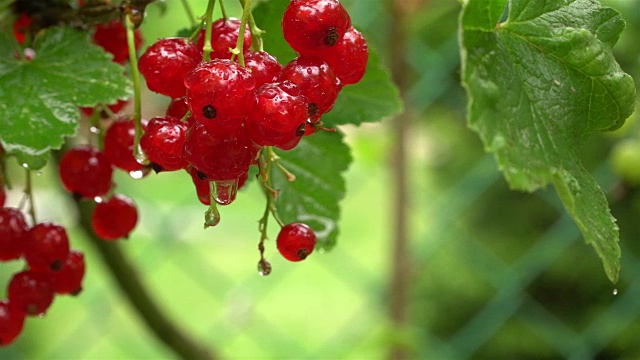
[166,97,189,119]
[184,59,256,132]
[276,223,317,262]
[278,56,341,119]
[244,51,283,87]
[104,118,146,172]
[138,38,202,99]
[51,250,85,295]
[246,81,308,150]
[92,194,138,241]
[140,116,189,172]
[320,27,368,85]
[282,0,351,55]
[8,270,55,316]
[187,167,211,205]
[0,208,28,261]
[24,223,70,272]
[59,145,113,199]
[93,20,143,64]
[0,300,25,346]
[197,18,251,59]
[183,122,259,181]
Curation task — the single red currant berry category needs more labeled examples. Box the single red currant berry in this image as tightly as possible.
[140,116,189,172]
[183,122,259,181]
[24,223,70,272]
[276,223,317,262]
[278,56,341,119]
[187,167,211,206]
[166,97,190,119]
[0,300,25,346]
[59,145,113,199]
[244,51,283,87]
[51,250,85,296]
[0,208,28,261]
[104,118,147,173]
[93,20,143,64]
[245,81,309,150]
[12,13,31,44]
[8,270,55,316]
[138,38,202,99]
[197,18,252,59]
[92,194,138,241]
[184,59,256,132]
[282,0,351,55]
[320,27,368,85]
[80,99,130,118]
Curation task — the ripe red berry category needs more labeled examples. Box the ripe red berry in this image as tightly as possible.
[8,270,55,316]
[59,145,113,199]
[166,97,190,119]
[0,208,28,261]
[104,118,147,173]
[51,250,85,295]
[246,81,308,150]
[320,27,368,85]
[244,51,283,87]
[140,116,189,172]
[93,20,143,64]
[0,300,25,346]
[138,38,202,99]
[187,167,211,206]
[92,194,138,241]
[197,18,252,59]
[282,0,351,55]
[184,59,256,132]
[12,13,31,44]
[183,122,259,181]
[276,223,317,262]
[24,223,70,272]
[278,56,341,119]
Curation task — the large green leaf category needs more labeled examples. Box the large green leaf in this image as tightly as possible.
[272,131,352,250]
[460,0,636,282]
[0,27,131,169]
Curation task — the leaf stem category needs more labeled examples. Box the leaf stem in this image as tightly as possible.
[24,169,37,224]
[124,14,146,164]
[180,0,197,27]
[202,0,217,61]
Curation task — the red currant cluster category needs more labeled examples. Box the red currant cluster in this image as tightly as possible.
[0,207,85,346]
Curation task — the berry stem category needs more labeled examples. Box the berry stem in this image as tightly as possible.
[238,0,264,51]
[258,147,285,227]
[218,0,228,20]
[24,169,37,224]
[204,182,221,227]
[202,0,217,61]
[180,0,197,27]
[124,14,145,164]
[231,0,252,66]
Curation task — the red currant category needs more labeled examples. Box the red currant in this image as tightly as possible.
[24,223,70,272]
[8,270,55,316]
[140,116,189,172]
[166,97,190,119]
[59,145,113,199]
[0,208,28,261]
[183,122,259,181]
[187,167,211,206]
[282,0,351,55]
[320,27,368,85]
[0,300,25,346]
[276,223,317,262]
[245,81,308,150]
[104,118,147,173]
[184,59,256,132]
[93,20,143,64]
[51,250,85,295]
[12,13,31,44]
[244,51,283,87]
[138,38,202,99]
[197,18,251,59]
[278,56,341,120]
[92,194,138,241]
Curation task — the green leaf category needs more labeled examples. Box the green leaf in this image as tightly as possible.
[253,0,297,63]
[460,0,636,282]
[0,27,131,169]
[271,131,352,250]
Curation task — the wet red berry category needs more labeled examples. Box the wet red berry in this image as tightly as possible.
[92,194,138,241]
[140,116,189,172]
[138,38,202,98]
[187,167,211,206]
[104,118,146,173]
[276,223,317,262]
[197,18,251,59]
[244,51,283,87]
[8,270,55,316]
[24,223,70,272]
[166,97,190,119]
[51,250,85,295]
[0,208,28,261]
[93,20,143,64]
[59,145,113,199]
[320,27,368,85]
[0,300,25,346]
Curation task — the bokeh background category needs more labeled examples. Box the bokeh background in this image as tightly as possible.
[2,0,640,358]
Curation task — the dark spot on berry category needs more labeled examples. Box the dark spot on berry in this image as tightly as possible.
[72,192,82,202]
[308,103,319,116]
[151,162,163,173]
[202,105,217,119]
[71,287,83,296]
[50,259,64,272]
[295,123,306,137]
[196,170,208,180]
[296,248,309,260]
[325,27,339,46]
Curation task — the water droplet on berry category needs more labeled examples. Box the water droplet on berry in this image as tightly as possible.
[257,259,272,276]
[213,179,239,205]
[90,126,100,134]
[204,203,221,228]
[129,168,150,179]
[135,144,150,166]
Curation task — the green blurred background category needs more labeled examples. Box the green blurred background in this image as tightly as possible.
[2,0,640,358]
